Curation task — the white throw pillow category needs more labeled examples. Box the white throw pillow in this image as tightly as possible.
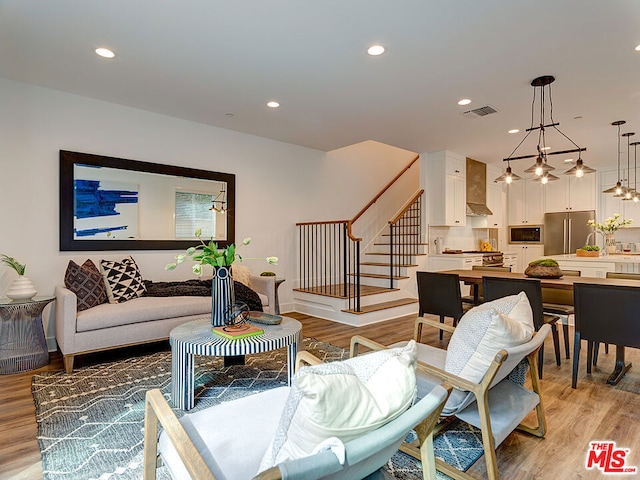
[444,292,534,385]
[258,340,417,472]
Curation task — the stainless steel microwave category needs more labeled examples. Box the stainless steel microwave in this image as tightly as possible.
[509,225,543,244]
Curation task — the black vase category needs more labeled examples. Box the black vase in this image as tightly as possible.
[212,266,235,327]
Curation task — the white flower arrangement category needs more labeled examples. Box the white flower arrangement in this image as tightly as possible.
[165,229,278,275]
[587,214,632,234]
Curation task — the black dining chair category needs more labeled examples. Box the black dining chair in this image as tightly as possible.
[461,265,512,305]
[542,269,581,360]
[590,271,640,364]
[416,271,470,341]
[572,282,640,388]
[482,276,561,378]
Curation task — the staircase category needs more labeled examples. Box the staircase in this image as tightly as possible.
[294,156,426,326]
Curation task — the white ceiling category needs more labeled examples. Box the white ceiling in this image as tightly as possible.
[2,0,640,172]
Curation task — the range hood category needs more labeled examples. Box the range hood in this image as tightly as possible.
[466,157,493,216]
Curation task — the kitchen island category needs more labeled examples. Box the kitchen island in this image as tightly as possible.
[547,253,640,277]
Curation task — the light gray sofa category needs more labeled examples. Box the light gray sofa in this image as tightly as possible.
[55,273,276,373]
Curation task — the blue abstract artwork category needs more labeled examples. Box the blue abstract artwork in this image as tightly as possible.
[73,179,139,239]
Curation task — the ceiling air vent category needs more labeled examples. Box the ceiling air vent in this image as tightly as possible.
[462,105,498,119]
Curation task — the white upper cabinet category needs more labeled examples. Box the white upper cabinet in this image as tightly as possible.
[428,151,466,226]
[486,165,503,228]
[545,174,596,213]
[507,180,545,225]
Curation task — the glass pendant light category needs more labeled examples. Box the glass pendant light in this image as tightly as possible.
[632,141,640,203]
[603,121,627,194]
[494,162,522,184]
[620,132,636,200]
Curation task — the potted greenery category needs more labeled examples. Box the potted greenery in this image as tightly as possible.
[576,245,600,257]
[1,254,38,300]
[166,229,277,326]
[524,258,564,279]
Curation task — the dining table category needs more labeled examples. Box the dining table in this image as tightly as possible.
[441,269,640,386]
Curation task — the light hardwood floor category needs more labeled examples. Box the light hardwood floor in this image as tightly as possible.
[1,312,638,479]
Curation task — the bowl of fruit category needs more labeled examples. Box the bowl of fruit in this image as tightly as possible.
[576,245,600,257]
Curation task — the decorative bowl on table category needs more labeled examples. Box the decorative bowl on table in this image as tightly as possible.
[524,259,563,279]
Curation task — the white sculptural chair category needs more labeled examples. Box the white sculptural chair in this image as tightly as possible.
[143,345,451,480]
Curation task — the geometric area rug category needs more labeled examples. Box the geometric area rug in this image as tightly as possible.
[32,338,483,480]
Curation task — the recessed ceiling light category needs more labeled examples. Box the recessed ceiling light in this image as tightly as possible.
[508,129,520,134]
[635,44,640,51]
[457,98,472,106]
[564,158,575,163]
[541,146,551,151]
[267,101,280,108]
[95,47,115,58]
[367,45,385,56]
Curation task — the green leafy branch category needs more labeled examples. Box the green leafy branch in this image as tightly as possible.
[1,254,26,275]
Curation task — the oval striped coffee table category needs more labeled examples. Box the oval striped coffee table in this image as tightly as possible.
[170,315,302,410]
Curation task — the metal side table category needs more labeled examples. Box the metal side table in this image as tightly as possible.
[0,296,54,374]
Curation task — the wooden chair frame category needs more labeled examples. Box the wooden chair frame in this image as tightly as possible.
[351,316,548,480]
[144,346,451,480]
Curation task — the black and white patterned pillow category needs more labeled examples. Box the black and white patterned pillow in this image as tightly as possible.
[99,256,146,303]
[64,259,108,311]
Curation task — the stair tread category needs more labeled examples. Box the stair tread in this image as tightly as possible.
[374,242,428,246]
[293,284,398,299]
[358,273,410,280]
[342,298,419,314]
[360,261,418,267]
[366,252,427,256]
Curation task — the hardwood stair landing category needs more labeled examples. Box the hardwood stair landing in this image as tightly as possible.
[360,261,418,267]
[342,297,418,315]
[293,284,398,299]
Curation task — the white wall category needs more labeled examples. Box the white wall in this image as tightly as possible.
[0,78,411,347]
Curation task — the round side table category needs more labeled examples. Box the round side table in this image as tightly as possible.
[0,296,54,374]
[170,315,301,410]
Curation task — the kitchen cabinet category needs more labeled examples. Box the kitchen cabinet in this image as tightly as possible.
[502,252,518,270]
[510,245,544,272]
[507,181,545,225]
[428,151,466,226]
[545,174,596,213]
[428,254,482,272]
[486,183,503,228]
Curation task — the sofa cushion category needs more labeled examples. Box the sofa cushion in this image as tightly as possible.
[64,260,108,311]
[444,292,534,385]
[100,256,146,303]
[76,295,212,332]
[259,341,417,471]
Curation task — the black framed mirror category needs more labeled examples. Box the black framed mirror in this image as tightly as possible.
[60,150,235,251]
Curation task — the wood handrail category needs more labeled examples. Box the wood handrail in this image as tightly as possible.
[346,154,420,240]
[350,154,420,225]
[295,220,349,226]
[389,189,424,225]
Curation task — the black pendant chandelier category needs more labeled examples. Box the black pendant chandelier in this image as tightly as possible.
[497,75,593,183]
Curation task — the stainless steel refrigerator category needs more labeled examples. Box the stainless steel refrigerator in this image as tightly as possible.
[544,211,595,255]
